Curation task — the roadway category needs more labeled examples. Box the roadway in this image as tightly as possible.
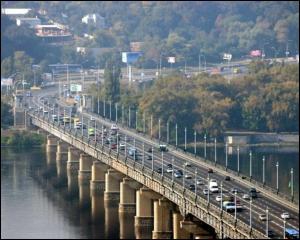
[27,86,299,239]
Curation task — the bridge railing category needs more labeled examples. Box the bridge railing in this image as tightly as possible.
[28,111,271,238]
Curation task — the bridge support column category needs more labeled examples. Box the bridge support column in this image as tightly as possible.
[78,153,94,183]
[56,140,68,161]
[104,169,124,202]
[90,161,108,192]
[173,212,190,239]
[119,177,142,214]
[152,198,173,239]
[46,134,58,153]
[135,187,161,236]
[91,187,104,223]
[180,220,213,239]
[67,147,80,172]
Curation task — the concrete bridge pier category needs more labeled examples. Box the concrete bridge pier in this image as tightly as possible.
[78,153,94,183]
[90,161,108,192]
[56,140,68,161]
[180,220,213,239]
[104,169,124,203]
[79,178,91,210]
[173,212,191,239]
[134,187,161,239]
[46,134,58,153]
[91,187,104,223]
[67,147,80,172]
[119,178,142,239]
[152,198,173,239]
[67,166,79,194]
[119,177,142,214]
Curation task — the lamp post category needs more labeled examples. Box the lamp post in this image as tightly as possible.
[143,112,145,133]
[109,101,112,120]
[234,191,237,220]
[207,173,210,204]
[172,157,174,183]
[214,138,217,164]
[167,121,169,144]
[122,105,124,125]
[151,147,154,171]
[136,110,138,131]
[250,199,252,229]
[184,127,187,151]
[150,115,153,138]
[291,168,294,199]
[283,219,286,239]
[161,151,164,176]
[276,162,279,193]
[225,142,228,170]
[159,118,161,141]
[195,169,197,195]
[262,155,265,186]
[266,207,269,237]
[175,124,178,149]
[101,125,103,145]
[115,103,118,123]
[220,181,223,210]
[142,142,144,168]
[183,164,186,188]
[103,99,106,117]
[249,151,252,180]
[97,96,100,115]
[204,134,207,158]
[194,130,197,156]
[128,106,131,128]
[125,135,127,158]
[237,145,240,174]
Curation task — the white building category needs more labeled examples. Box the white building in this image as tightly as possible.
[1,8,32,18]
[16,17,41,28]
[82,13,105,28]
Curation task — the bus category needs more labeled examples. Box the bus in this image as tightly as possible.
[88,128,95,136]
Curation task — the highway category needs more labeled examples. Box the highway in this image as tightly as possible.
[27,86,299,239]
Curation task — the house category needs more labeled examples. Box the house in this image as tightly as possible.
[1,8,32,19]
[82,13,105,28]
[35,24,72,43]
[16,17,41,28]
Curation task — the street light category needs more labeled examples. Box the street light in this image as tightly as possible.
[249,151,252,180]
[184,127,187,151]
[225,142,228,170]
[175,124,178,149]
[103,99,106,117]
[159,118,161,141]
[290,168,294,199]
[143,112,145,133]
[101,125,103,145]
[136,110,138,131]
[276,162,279,193]
[207,173,210,204]
[204,134,207,158]
[283,219,286,239]
[214,138,217,164]
[122,105,124,125]
[172,157,174,183]
[262,155,265,186]
[151,147,154,171]
[161,151,164,176]
[115,103,118,123]
[150,115,153,138]
[250,199,252,229]
[128,106,131,128]
[109,101,112,120]
[142,142,144,168]
[234,191,237,220]
[220,181,223,210]
[266,207,269,237]
[194,130,197,156]
[167,121,169,144]
[237,145,240,174]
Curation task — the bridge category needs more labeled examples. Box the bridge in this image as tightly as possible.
[12,87,299,239]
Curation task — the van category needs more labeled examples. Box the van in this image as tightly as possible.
[209,179,219,193]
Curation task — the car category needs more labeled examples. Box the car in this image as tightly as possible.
[90,116,95,121]
[174,170,183,178]
[267,230,275,238]
[159,144,168,151]
[147,148,153,153]
[259,214,267,221]
[147,155,152,160]
[156,167,162,173]
[189,184,195,191]
[119,143,125,150]
[203,189,209,195]
[216,195,222,201]
[249,188,257,198]
[231,188,238,193]
[128,147,137,156]
[224,176,231,181]
[196,179,204,185]
[111,124,118,130]
[166,167,173,173]
[167,163,172,168]
[185,174,192,179]
[110,143,117,149]
[208,168,213,173]
[184,162,191,167]
[281,212,290,219]
[242,194,250,200]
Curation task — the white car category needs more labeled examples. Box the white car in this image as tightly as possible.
[119,143,125,150]
[216,195,222,202]
[90,116,95,121]
[196,179,204,185]
[203,189,209,195]
[184,162,191,167]
[184,174,192,179]
[166,168,173,173]
[111,124,119,130]
[281,212,290,219]
[242,194,250,200]
[259,214,267,221]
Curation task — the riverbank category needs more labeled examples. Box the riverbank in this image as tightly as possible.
[1,129,46,147]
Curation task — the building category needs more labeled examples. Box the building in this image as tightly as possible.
[1,8,32,19]
[16,17,41,28]
[130,42,144,52]
[82,13,105,28]
[35,24,72,43]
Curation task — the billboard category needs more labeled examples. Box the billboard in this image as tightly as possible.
[250,50,262,57]
[1,78,13,86]
[168,57,176,63]
[223,53,232,60]
[122,52,142,64]
[70,84,82,92]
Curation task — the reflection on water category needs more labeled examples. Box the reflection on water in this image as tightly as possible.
[1,147,134,239]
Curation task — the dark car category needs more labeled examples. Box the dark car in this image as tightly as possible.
[225,176,231,181]
[268,230,275,238]
[208,168,213,173]
[156,167,162,173]
[249,188,257,198]
[147,148,153,153]
[231,188,238,193]
[189,184,196,191]
[147,155,152,160]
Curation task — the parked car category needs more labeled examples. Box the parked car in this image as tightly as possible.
[259,214,267,221]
